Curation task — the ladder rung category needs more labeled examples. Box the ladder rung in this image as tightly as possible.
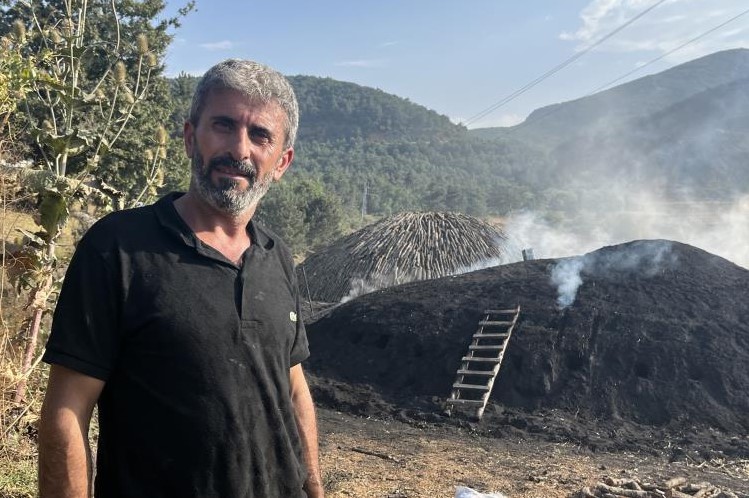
[473,333,508,339]
[445,399,484,405]
[462,356,501,363]
[484,309,517,314]
[478,320,512,326]
[457,370,495,376]
[469,345,503,350]
[452,383,491,391]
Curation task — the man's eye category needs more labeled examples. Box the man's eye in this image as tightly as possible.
[213,120,232,131]
[251,130,271,143]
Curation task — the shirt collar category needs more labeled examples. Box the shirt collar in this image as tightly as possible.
[153,192,275,252]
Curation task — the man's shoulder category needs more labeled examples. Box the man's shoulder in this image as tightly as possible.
[75,197,176,261]
[84,203,158,242]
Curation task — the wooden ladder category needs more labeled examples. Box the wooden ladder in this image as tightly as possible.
[444,305,521,421]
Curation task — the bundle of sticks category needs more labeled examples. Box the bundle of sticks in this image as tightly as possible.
[300,211,508,302]
[572,476,747,498]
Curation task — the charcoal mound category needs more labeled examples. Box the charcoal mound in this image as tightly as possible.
[305,240,749,434]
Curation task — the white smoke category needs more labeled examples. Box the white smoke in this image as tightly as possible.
[501,192,749,270]
[341,275,393,303]
[340,269,421,303]
[550,258,585,309]
[549,241,678,310]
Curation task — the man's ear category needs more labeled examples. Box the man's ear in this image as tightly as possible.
[273,148,294,182]
[184,121,195,157]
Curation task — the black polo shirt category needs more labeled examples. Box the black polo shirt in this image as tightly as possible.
[44,193,310,498]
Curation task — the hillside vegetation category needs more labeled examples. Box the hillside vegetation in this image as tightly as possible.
[164,49,749,254]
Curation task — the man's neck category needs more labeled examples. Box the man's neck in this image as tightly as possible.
[173,191,256,263]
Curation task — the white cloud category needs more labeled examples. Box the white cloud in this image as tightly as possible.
[200,40,235,51]
[380,41,399,48]
[334,59,387,68]
[561,0,749,59]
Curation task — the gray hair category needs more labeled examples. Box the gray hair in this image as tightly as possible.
[189,59,299,149]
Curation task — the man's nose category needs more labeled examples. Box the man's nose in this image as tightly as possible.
[227,129,252,161]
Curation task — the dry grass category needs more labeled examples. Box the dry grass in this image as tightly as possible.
[0,176,47,498]
[319,412,595,498]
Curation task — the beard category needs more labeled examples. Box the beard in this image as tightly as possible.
[190,147,273,216]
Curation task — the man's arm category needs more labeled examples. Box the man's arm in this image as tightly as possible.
[289,364,324,498]
[38,364,105,498]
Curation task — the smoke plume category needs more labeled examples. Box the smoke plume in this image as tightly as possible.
[502,192,749,271]
[549,240,678,309]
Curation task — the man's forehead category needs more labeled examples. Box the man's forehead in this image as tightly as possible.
[204,87,281,113]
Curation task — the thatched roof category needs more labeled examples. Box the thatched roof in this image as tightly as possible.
[298,212,508,302]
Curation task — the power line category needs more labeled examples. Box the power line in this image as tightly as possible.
[464,0,669,126]
[589,7,749,95]
[509,6,749,134]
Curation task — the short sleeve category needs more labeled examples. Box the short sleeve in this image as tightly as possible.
[43,233,122,381]
[289,276,310,367]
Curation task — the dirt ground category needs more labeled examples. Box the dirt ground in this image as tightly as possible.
[316,408,749,498]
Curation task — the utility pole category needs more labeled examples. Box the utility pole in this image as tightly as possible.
[361,181,368,221]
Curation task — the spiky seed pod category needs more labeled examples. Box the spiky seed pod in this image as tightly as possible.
[113,61,127,85]
[12,20,26,44]
[122,88,135,104]
[95,88,106,101]
[145,149,154,163]
[136,33,149,55]
[0,37,12,51]
[155,167,165,188]
[158,146,167,160]
[41,120,54,132]
[155,126,167,146]
[147,52,158,68]
[49,28,62,45]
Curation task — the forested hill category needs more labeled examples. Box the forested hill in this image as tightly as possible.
[168,49,749,253]
[471,48,749,149]
[289,76,463,142]
[169,74,466,142]
[168,72,548,252]
[467,48,749,199]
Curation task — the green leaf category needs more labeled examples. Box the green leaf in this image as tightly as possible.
[38,190,69,241]
[36,128,91,157]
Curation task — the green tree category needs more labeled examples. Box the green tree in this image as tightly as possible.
[258,176,347,255]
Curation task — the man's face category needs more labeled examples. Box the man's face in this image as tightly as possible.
[184,88,294,216]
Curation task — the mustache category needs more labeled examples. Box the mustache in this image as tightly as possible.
[206,155,256,178]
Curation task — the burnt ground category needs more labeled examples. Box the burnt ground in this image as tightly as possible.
[315,407,749,497]
[303,240,749,496]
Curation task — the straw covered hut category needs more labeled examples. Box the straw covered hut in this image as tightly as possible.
[298,212,508,302]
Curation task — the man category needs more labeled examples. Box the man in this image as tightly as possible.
[38,59,324,498]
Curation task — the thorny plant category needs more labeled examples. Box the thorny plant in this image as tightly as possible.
[1,0,167,410]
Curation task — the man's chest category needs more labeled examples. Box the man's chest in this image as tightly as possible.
[114,251,299,383]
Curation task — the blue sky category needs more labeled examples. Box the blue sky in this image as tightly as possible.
[162,0,749,128]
